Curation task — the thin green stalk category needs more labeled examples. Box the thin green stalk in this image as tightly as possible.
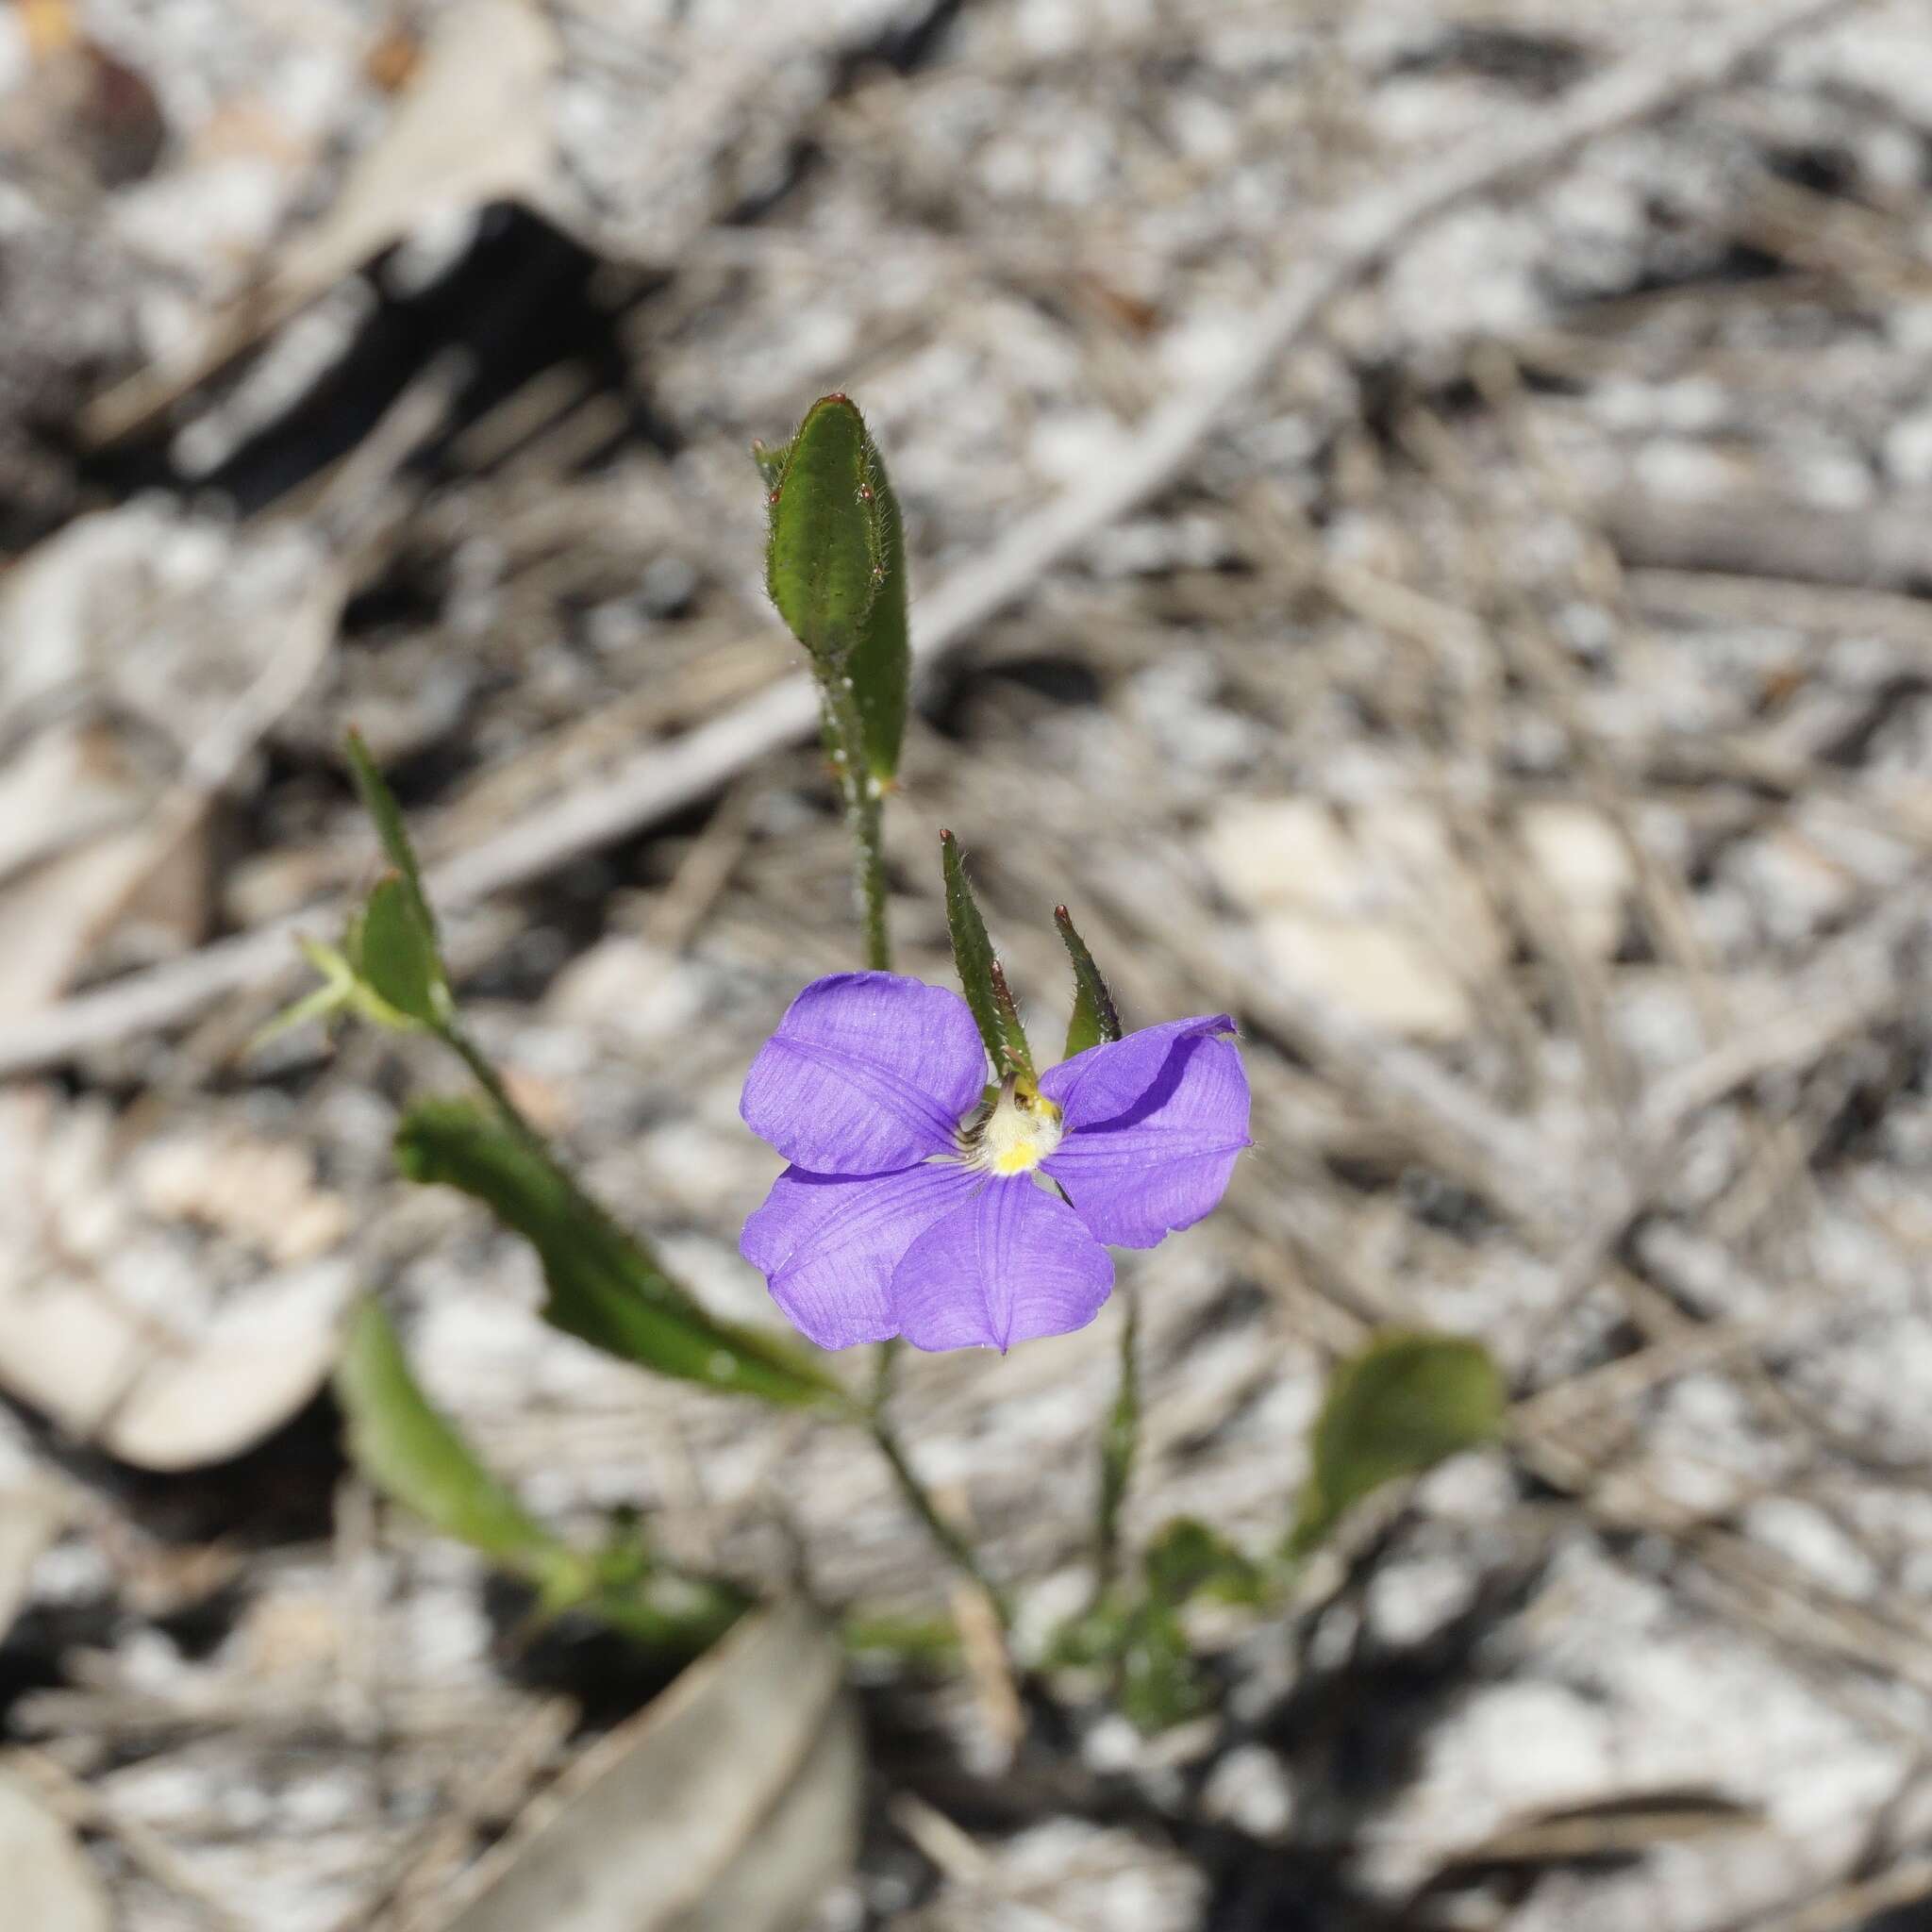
[870,1407,1011,1630]
[871,1335,902,1415]
[1093,1275,1141,1602]
[822,680,891,973]
[436,1016,551,1158]
[869,1336,1004,1622]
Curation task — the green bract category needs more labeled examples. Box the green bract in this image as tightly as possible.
[763,393,908,785]
[1054,904,1122,1058]
[354,873,444,1025]
[940,830,1034,1081]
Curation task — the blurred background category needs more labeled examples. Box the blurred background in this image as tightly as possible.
[2,0,1931,1926]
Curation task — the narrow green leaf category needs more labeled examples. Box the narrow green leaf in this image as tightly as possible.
[1291,1331,1506,1556]
[393,1098,845,1411]
[357,874,444,1024]
[763,394,886,670]
[846,432,908,782]
[339,1299,747,1655]
[343,729,437,945]
[1121,1520,1271,1729]
[939,830,1033,1081]
[335,1296,570,1583]
[1054,904,1122,1059]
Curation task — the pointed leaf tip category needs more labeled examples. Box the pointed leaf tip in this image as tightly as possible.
[343,731,434,929]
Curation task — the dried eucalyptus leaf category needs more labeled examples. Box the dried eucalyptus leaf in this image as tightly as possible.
[435,1600,862,1932]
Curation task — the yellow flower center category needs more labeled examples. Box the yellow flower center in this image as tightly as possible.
[969,1075,1063,1175]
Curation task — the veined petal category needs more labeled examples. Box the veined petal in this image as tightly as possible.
[1041,1023,1250,1249]
[741,1159,979,1350]
[890,1177,1112,1353]
[741,972,988,1174]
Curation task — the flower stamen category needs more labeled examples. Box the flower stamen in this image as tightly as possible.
[960,1074,1063,1176]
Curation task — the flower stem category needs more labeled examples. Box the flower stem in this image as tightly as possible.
[821,680,891,972]
[870,1404,1011,1630]
[435,1015,550,1158]
[1093,1275,1141,1602]
[818,746,1008,1628]
[870,1321,1008,1622]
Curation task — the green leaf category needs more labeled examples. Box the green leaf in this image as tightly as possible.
[1291,1331,1506,1556]
[1143,1517,1268,1608]
[1118,1600,1206,1733]
[336,1296,570,1583]
[841,1612,961,1669]
[344,729,437,947]
[939,830,1033,1081]
[338,1299,748,1655]
[356,874,444,1024]
[1054,904,1122,1059]
[1049,1519,1270,1732]
[763,394,888,670]
[393,1098,845,1411]
[566,1516,748,1652]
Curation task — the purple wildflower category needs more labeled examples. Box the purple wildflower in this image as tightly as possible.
[739,972,1252,1352]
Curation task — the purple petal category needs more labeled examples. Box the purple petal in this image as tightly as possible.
[741,972,987,1174]
[741,1159,979,1350]
[1039,1014,1238,1132]
[1041,1022,1250,1249]
[890,1177,1113,1353]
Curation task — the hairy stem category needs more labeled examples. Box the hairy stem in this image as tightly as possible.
[1094,1275,1141,1601]
[821,680,891,972]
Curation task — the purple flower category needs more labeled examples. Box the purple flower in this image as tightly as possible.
[739,972,1251,1353]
